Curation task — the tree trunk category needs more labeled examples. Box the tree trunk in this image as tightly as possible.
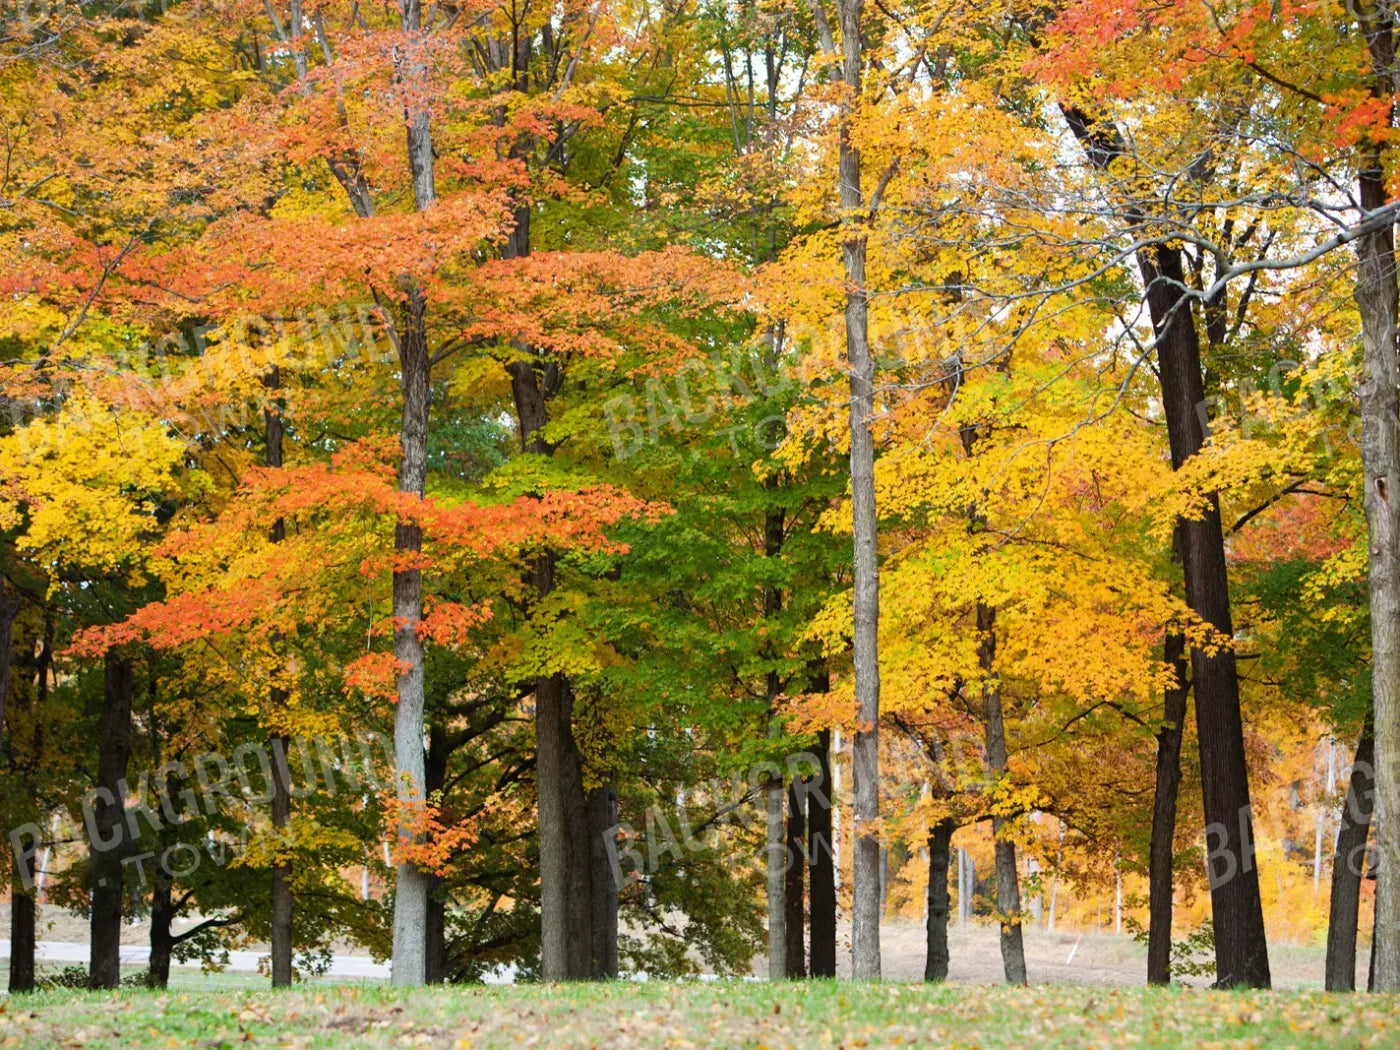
[536,667,595,980]
[785,775,807,977]
[1063,105,1270,989]
[8,884,35,993]
[269,732,292,987]
[765,716,786,981]
[1147,629,1189,985]
[560,685,594,980]
[536,667,570,980]
[2,580,31,995]
[424,725,449,984]
[1326,717,1376,991]
[89,651,133,990]
[978,603,1027,986]
[148,868,173,989]
[924,819,954,982]
[1138,242,1271,989]
[389,0,437,988]
[424,884,447,985]
[264,367,294,990]
[958,849,969,926]
[836,0,881,982]
[1356,133,1400,988]
[808,726,837,978]
[588,781,619,979]
[389,292,432,987]
[0,579,19,755]
[1371,903,1379,992]
[763,495,788,982]
[499,186,595,980]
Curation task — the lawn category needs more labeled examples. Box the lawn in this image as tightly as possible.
[2,980,1398,1049]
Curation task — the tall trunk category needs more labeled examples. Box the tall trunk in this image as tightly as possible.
[1147,629,1189,985]
[424,872,446,985]
[6,605,36,996]
[1326,717,1375,991]
[1139,243,1271,989]
[763,499,787,981]
[1,581,29,994]
[560,683,594,980]
[785,775,807,977]
[765,737,786,981]
[534,668,595,980]
[8,883,35,993]
[808,725,837,978]
[958,849,969,926]
[390,293,432,987]
[587,780,619,979]
[1063,105,1270,988]
[264,367,293,990]
[924,819,954,982]
[1355,110,1400,986]
[500,186,594,980]
[536,665,571,979]
[424,725,449,984]
[978,603,1027,986]
[0,580,19,755]
[1371,905,1379,991]
[836,0,882,982]
[269,731,292,986]
[389,0,437,989]
[148,867,173,989]
[89,651,133,990]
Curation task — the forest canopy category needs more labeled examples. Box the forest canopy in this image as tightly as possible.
[1,0,1398,997]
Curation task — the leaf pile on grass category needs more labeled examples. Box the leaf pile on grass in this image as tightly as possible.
[1,980,1398,1049]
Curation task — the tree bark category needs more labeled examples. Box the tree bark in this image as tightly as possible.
[534,665,595,980]
[835,0,882,982]
[588,780,619,979]
[7,650,37,995]
[1138,242,1271,989]
[785,775,807,977]
[8,883,35,993]
[559,683,594,980]
[498,175,596,980]
[1147,628,1189,985]
[536,665,571,979]
[1062,105,1270,988]
[89,651,133,990]
[808,726,837,978]
[264,367,293,990]
[424,724,449,984]
[390,288,432,987]
[388,0,438,989]
[148,867,173,989]
[1326,717,1375,991]
[1355,112,1400,987]
[765,747,786,980]
[977,603,1027,986]
[269,732,292,986]
[924,819,954,982]
[0,579,19,756]
[763,497,788,982]
[1,580,32,993]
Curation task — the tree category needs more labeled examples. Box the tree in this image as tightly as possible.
[831,0,883,982]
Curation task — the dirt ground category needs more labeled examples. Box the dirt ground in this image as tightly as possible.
[3,904,1356,988]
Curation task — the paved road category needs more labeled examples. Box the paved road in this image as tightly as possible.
[0,940,390,979]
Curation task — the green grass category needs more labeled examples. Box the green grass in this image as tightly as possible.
[3,981,1399,1049]
[0,962,371,992]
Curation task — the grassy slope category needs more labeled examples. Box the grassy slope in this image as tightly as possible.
[2,981,1399,1049]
